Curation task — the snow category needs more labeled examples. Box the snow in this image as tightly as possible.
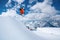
[0,16,43,40]
[33,28,60,40]
[0,16,60,40]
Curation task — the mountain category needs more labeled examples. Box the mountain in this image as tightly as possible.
[0,15,60,40]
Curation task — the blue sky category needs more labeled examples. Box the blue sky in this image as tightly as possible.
[0,0,60,15]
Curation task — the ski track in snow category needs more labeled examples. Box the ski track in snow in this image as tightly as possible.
[0,16,60,40]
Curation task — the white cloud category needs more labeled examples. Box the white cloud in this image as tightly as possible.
[30,0,57,16]
[13,0,24,4]
[1,9,17,17]
[6,0,24,7]
[29,0,37,4]
[5,0,12,7]
[43,0,52,4]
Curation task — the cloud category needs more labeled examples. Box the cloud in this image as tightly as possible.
[13,0,24,4]
[6,0,24,7]
[1,9,17,17]
[5,0,25,9]
[30,0,57,16]
[29,0,37,4]
[5,0,12,7]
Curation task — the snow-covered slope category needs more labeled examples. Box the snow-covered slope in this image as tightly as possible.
[33,28,60,40]
[0,16,43,40]
[0,16,60,40]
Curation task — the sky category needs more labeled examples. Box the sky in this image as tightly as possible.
[0,0,60,15]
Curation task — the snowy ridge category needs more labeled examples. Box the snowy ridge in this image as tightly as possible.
[0,16,44,40]
[0,16,60,40]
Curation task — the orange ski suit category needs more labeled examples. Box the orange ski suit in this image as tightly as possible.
[20,9,24,15]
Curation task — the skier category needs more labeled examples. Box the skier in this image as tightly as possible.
[19,8,24,16]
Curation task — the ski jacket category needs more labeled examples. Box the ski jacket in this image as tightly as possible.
[20,9,24,15]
